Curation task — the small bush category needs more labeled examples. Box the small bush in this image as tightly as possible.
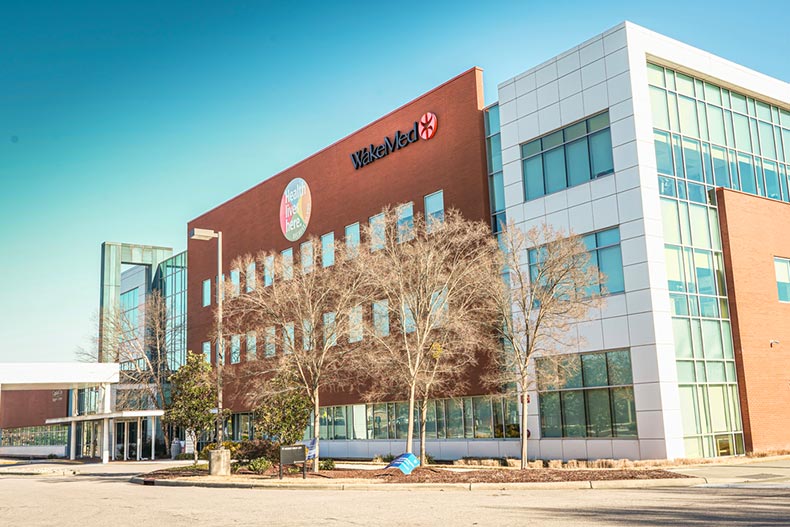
[47,454,59,459]
[319,458,335,470]
[382,453,395,463]
[175,453,193,461]
[424,453,435,465]
[528,459,545,469]
[248,457,273,474]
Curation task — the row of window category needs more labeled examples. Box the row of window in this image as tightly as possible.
[527,227,625,296]
[485,104,506,235]
[225,397,522,442]
[304,396,522,441]
[521,112,614,201]
[655,129,790,203]
[648,63,790,166]
[201,191,445,308]
[537,350,636,438]
[0,425,69,447]
[203,297,425,364]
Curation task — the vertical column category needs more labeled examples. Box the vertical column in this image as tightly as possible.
[150,417,155,461]
[69,421,77,460]
[123,422,129,461]
[136,417,142,461]
[101,418,109,464]
[110,419,116,461]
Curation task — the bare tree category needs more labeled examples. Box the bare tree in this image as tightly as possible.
[223,237,366,471]
[486,222,604,469]
[353,207,501,465]
[87,290,181,455]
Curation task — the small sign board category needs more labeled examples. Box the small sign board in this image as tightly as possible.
[279,444,307,479]
[386,453,420,475]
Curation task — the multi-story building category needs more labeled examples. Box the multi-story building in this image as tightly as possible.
[182,22,790,461]
[5,21,789,463]
[495,21,790,460]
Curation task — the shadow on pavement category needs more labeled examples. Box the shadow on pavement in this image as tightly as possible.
[524,488,790,526]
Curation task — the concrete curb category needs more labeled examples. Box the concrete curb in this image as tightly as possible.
[0,469,78,477]
[129,476,708,491]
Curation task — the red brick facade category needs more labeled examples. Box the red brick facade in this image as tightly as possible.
[717,188,790,452]
[187,68,491,411]
[0,390,68,429]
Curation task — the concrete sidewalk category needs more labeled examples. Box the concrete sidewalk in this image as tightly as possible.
[0,459,186,477]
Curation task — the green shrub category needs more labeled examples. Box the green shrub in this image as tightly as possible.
[382,453,395,463]
[248,457,273,474]
[175,453,193,461]
[319,458,335,470]
[424,453,435,465]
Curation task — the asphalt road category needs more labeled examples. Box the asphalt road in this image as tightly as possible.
[1,473,789,526]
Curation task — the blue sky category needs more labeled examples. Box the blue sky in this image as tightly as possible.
[1,1,788,362]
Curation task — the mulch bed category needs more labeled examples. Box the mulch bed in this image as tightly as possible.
[147,465,689,483]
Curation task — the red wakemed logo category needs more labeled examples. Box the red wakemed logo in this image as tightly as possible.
[418,112,438,140]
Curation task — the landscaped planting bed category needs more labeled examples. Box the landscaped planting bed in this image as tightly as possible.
[146,464,689,483]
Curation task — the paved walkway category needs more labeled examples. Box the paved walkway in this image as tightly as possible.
[0,459,185,476]
[670,458,790,487]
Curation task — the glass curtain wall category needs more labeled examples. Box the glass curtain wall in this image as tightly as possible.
[303,396,521,441]
[157,251,187,371]
[648,62,749,457]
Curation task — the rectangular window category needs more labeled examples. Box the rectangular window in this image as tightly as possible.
[281,249,293,280]
[345,223,360,257]
[283,323,295,354]
[321,232,334,267]
[775,257,790,302]
[246,262,256,292]
[230,335,241,364]
[265,327,276,357]
[520,112,614,202]
[530,227,624,295]
[302,320,313,351]
[202,279,211,307]
[349,305,363,343]
[264,255,274,286]
[373,300,389,337]
[300,241,313,273]
[230,269,240,297]
[424,190,444,231]
[246,331,256,359]
[202,341,211,363]
[397,202,414,242]
[369,213,385,251]
[402,302,417,334]
[323,312,337,347]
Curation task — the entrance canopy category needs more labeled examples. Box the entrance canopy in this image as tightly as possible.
[0,362,119,391]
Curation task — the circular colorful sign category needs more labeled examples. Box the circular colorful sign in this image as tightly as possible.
[418,112,438,140]
[279,178,312,241]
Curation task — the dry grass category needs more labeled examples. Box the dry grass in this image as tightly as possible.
[449,448,790,471]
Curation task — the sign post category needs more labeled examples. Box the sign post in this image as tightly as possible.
[279,444,308,480]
